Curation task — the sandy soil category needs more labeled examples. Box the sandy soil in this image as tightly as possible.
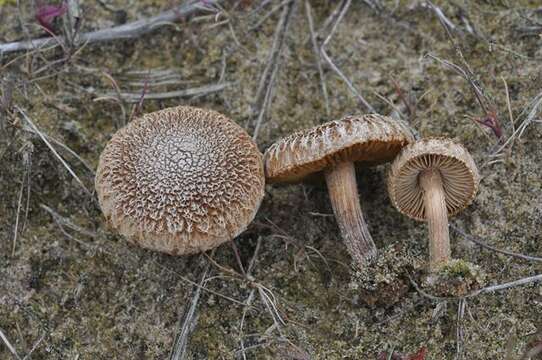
[1,0,541,359]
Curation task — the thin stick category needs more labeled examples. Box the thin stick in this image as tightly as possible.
[40,204,97,238]
[425,1,456,33]
[231,239,247,277]
[238,289,256,360]
[16,107,92,197]
[305,0,330,116]
[409,273,542,301]
[252,0,295,141]
[21,126,95,176]
[0,0,221,54]
[249,0,292,31]
[247,236,263,276]
[501,76,515,133]
[0,328,21,360]
[489,91,542,161]
[467,274,542,298]
[99,82,232,103]
[169,257,211,360]
[456,299,466,360]
[22,333,45,360]
[320,0,375,113]
[451,225,542,263]
[239,237,262,360]
[425,53,487,115]
[12,171,25,256]
[315,0,343,39]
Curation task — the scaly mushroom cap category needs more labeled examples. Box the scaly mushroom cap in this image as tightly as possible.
[264,114,415,183]
[387,138,479,221]
[95,106,265,255]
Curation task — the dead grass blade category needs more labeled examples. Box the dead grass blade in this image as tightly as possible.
[0,327,21,360]
[238,289,256,360]
[40,204,97,239]
[99,82,232,103]
[22,333,45,360]
[16,106,92,197]
[489,91,542,161]
[12,140,32,256]
[21,127,95,176]
[169,257,211,360]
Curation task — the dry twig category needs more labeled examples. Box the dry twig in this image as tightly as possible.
[409,273,542,302]
[451,225,542,263]
[0,327,21,360]
[249,0,292,31]
[252,0,296,141]
[169,256,212,360]
[305,0,330,116]
[489,91,542,162]
[98,82,232,103]
[11,142,31,257]
[16,106,92,197]
[0,0,221,54]
[456,298,466,359]
[320,0,375,113]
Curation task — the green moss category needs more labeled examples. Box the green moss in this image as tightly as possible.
[424,260,487,297]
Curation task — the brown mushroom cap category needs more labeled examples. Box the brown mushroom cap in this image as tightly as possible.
[264,114,415,183]
[387,138,479,221]
[95,106,265,255]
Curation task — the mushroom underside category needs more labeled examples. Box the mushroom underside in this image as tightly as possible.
[390,153,477,221]
[267,139,410,184]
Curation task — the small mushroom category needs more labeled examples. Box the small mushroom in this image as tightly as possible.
[95,106,265,255]
[264,114,415,267]
[387,138,480,271]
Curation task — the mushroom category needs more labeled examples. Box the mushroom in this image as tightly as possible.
[387,138,479,271]
[95,106,265,255]
[264,114,415,267]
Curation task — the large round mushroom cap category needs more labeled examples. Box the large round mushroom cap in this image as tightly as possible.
[264,114,416,183]
[387,138,479,221]
[95,106,265,255]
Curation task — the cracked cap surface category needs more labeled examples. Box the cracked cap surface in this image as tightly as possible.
[95,106,265,255]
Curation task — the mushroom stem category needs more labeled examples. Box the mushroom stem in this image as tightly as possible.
[325,161,377,267]
[419,168,451,271]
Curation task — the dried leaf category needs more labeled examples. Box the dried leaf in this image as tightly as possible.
[475,111,503,139]
[35,1,67,33]
[378,346,428,360]
[408,347,427,360]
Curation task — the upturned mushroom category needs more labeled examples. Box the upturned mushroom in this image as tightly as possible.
[95,106,265,255]
[387,138,480,271]
[264,114,415,267]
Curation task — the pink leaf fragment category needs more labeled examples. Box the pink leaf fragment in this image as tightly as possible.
[475,111,503,139]
[35,2,68,34]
